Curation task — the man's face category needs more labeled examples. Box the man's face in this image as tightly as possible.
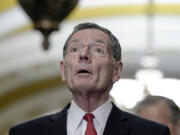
[60,28,122,96]
[138,101,176,135]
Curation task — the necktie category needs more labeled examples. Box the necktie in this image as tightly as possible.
[83,113,97,135]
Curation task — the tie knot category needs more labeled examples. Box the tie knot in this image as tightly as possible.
[83,113,94,122]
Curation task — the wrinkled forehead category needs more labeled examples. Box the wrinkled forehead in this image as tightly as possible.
[67,28,111,47]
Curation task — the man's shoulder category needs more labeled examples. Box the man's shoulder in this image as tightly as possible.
[120,109,164,127]
[9,104,70,135]
[10,113,55,133]
[109,104,170,135]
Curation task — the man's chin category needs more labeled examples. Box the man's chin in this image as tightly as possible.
[73,83,95,91]
[73,76,94,83]
[71,77,97,90]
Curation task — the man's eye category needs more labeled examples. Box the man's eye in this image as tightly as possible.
[93,47,105,55]
[70,47,79,53]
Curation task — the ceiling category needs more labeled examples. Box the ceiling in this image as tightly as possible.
[0,0,180,135]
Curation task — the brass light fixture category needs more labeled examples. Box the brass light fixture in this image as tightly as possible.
[18,0,78,50]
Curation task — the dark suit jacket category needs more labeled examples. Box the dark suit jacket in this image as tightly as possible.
[9,103,170,135]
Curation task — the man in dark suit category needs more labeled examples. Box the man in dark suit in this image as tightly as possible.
[134,95,180,135]
[9,22,170,135]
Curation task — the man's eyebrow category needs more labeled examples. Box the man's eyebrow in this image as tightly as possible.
[67,39,80,45]
[67,38,107,46]
[95,39,107,45]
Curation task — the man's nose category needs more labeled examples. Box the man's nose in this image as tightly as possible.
[79,47,91,62]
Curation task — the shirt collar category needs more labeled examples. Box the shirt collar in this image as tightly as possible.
[92,99,112,128]
[68,100,86,130]
[68,99,112,130]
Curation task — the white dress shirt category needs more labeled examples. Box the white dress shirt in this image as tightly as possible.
[67,99,112,135]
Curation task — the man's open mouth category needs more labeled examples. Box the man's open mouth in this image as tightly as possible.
[77,69,92,75]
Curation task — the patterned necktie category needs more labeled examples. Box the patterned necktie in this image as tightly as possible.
[83,113,97,135]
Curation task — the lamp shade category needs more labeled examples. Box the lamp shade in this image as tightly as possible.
[18,0,78,50]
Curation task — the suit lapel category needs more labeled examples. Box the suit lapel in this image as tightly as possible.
[103,103,132,135]
[44,103,70,135]
[42,103,131,135]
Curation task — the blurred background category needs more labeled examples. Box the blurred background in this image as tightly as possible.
[0,0,180,134]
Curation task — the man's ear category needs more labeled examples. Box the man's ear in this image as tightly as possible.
[112,61,123,83]
[60,61,66,82]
